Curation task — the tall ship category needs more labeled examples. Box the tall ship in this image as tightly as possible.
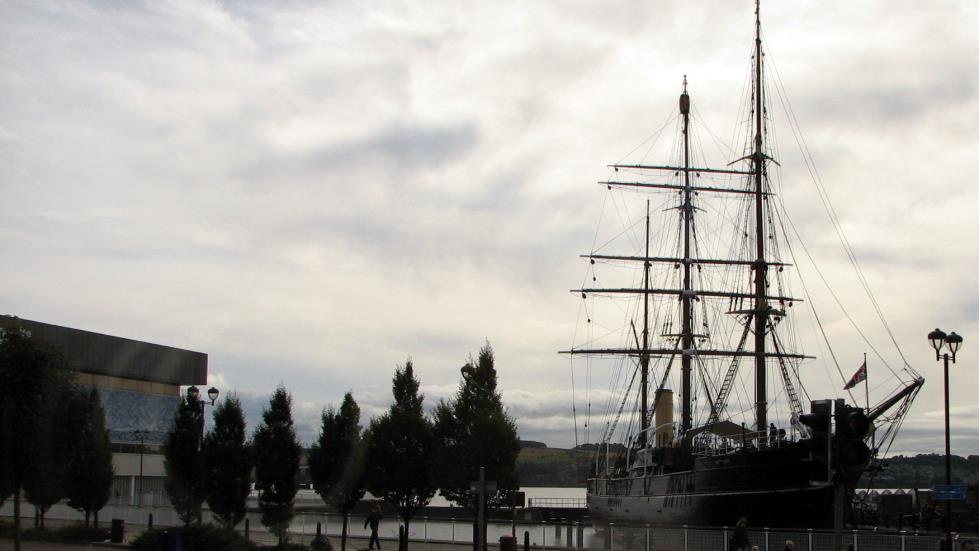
[563,2,924,529]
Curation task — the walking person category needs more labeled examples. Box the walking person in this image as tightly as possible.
[365,505,383,550]
[730,517,750,551]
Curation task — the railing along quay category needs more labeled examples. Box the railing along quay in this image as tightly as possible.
[2,500,969,550]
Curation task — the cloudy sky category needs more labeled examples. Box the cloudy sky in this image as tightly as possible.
[2,0,978,456]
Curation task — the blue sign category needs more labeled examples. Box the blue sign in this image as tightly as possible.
[932,484,967,500]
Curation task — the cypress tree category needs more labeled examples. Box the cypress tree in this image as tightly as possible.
[253,385,301,545]
[25,382,85,528]
[64,388,114,526]
[364,360,435,548]
[432,342,520,509]
[308,392,366,551]
[203,395,252,530]
[163,392,206,525]
[0,326,68,551]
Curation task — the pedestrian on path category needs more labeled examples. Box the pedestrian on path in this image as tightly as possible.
[730,517,750,551]
[365,505,383,550]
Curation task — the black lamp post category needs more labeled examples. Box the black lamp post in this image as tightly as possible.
[133,429,149,507]
[928,328,963,551]
[186,385,220,447]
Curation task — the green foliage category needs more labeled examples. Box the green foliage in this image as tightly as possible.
[432,342,520,509]
[164,393,206,525]
[204,395,252,529]
[18,524,109,542]
[0,326,67,503]
[309,392,367,513]
[310,534,333,551]
[253,386,301,544]
[25,383,87,524]
[308,392,366,551]
[64,388,114,524]
[131,525,258,551]
[364,360,435,531]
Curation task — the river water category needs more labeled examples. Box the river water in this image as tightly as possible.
[287,486,591,545]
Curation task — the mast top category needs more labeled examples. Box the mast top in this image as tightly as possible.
[679,75,690,115]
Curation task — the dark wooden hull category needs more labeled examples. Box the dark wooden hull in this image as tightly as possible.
[588,443,847,529]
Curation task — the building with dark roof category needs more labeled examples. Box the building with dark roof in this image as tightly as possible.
[0,315,208,505]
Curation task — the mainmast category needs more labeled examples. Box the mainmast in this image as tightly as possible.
[680,77,693,436]
[640,200,650,447]
[751,0,769,433]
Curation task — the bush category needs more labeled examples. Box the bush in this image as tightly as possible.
[131,528,165,549]
[22,528,60,541]
[265,544,310,551]
[309,534,333,551]
[17,524,108,542]
[55,524,110,542]
[131,525,258,551]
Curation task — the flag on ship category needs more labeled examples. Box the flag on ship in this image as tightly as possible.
[844,360,867,390]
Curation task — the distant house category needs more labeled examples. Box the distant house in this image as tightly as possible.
[0,315,207,506]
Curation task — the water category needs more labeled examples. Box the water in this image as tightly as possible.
[284,486,591,545]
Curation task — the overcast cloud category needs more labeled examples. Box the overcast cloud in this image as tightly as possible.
[2,0,978,456]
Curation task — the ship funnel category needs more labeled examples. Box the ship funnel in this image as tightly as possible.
[654,389,674,447]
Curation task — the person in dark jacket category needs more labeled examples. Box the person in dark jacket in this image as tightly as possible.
[784,540,795,551]
[365,505,383,550]
[731,517,750,551]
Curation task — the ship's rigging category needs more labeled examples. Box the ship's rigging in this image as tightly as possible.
[564,0,923,479]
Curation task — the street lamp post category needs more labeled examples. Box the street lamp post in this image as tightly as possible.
[186,385,220,446]
[928,328,963,551]
[133,429,149,507]
[185,385,219,524]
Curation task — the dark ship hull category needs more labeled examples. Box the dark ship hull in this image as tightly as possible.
[588,442,848,529]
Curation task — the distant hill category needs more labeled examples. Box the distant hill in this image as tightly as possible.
[519,440,548,449]
[866,454,979,488]
[516,446,592,487]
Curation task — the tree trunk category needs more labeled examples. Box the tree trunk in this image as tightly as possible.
[341,511,349,551]
[402,516,411,551]
[39,506,47,529]
[14,486,22,551]
[85,510,91,527]
[94,510,99,528]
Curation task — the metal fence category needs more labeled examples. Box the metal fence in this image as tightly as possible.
[602,524,951,551]
[0,501,962,550]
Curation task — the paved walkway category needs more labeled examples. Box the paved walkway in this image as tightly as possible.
[0,536,476,551]
[0,540,124,550]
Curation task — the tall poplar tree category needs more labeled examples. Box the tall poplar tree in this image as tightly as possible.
[308,392,365,551]
[432,342,520,509]
[64,388,114,526]
[253,386,301,545]
[0,325,68,551]
[25,383,86,527]
[203,395,252,530]
[364,360,435,548]
[163,391,206,525]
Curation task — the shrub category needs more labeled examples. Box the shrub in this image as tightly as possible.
[131,525,258,551]
[55,524,110,542]
[309,534,333,551]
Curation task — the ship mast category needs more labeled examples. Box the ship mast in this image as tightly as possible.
[680,77,693,436]
[640,200,650,447]
[752,0,769,434]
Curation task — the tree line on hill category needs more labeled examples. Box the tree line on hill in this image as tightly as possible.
[164,342,521,550]
[0,326,115,551]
